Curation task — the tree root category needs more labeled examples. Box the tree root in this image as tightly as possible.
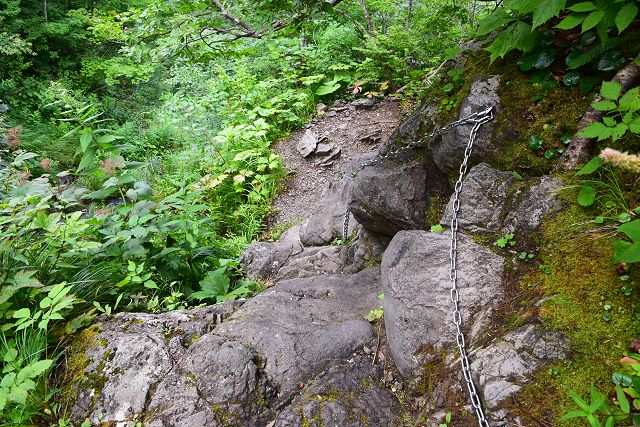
[556,56,640,170]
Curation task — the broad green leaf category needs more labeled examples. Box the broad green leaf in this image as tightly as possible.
[82,186,118,201]
[611,122,629,141]
[556,13,585,29]
[430,224,444,232]
[10,385,28,405]
[592,100,617,111]
[532,0,566,28]
[568,2,596,12]
[487,21,537,63]
[478,7,516,35]
[618,220,640,241]
[315,83,341,96]
[601,81,622,100]
[575,156,603,175]
[563,71,581,86]
[617,384,631,413]
[577,185,597,206]
[77,147,97,172]
[598,50,626,72]
[3,349,18,363]
[95,135,122,146]
[504,0,538,14]
[615,3,638,33]
[80,132,92,152]
[582,10,605,32]
[12,308,31,319]
[9,270,41,287]
[614,241,640,263]
[191,268,231,301]
[618,87,640,111]
[578,122,611,140]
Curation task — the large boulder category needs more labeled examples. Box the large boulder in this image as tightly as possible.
[381,230,504,377]
[274,355,402,426]
[441,163,563,234]
[430,76,501,174]
[348,154,449,237]
[60,303,244,426]
[62,269,383,426]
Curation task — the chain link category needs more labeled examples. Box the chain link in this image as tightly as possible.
[449,107,493,427]
[342,105,494,426]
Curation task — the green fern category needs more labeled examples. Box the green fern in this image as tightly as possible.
[567,37,626,69]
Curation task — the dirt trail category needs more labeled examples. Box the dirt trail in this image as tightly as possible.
[267,97,405,232]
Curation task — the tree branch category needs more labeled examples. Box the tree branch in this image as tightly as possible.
[210,0,255,35]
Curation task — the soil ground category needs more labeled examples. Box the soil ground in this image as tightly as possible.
[267,97,405,232]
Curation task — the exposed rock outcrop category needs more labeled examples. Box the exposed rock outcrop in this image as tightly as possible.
[381,230,504,377]
[471,324,569,412]
[441,163,564,234]
[431,75,501,174]
[62,270,383,426]
[274,355,402,426]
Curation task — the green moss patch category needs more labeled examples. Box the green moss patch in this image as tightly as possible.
[509,204,640,424]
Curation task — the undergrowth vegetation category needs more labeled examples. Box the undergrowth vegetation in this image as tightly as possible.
[2,0,640,424]
[0,0,483,424]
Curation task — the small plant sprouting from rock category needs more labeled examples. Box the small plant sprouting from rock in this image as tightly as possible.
[496,233,516,249]
[430,224,444,233]
[438,412,452,427]
[366,294,385,322]
[518,251,535,261]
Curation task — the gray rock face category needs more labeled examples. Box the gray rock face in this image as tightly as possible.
[240,238,302,279]
[471,324,569,411]
[275,245,350,280]
[441,163,515,233]
[349,160,430,236]
[274,356,402,427]
[63,269,383,426]
[431,76,501,174]
[215,270,381,398]
[381,230,504,377]
[299,175,353,246]
[63,303,243,426]
[297,129,319,157]
[441,163,563,234]
[503,175,564,233]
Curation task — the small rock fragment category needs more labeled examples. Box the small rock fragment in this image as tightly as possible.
[316,103,327,114]
[314,143,333,155]
[296,129,318,157]
[352,98,377,110]
[315,147,341,166]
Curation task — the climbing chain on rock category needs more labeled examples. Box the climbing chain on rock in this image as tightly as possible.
[343,105,495,427]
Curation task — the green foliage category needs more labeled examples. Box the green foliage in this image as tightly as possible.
[614,220,640,263]
[477,0,639,71]
[561,385,616,426]
[496,233,516,248]
[579,82,640,142]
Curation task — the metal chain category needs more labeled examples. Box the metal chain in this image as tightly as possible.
[449,107,493,427]
[342,105,494,239]
[341,106,494,426]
